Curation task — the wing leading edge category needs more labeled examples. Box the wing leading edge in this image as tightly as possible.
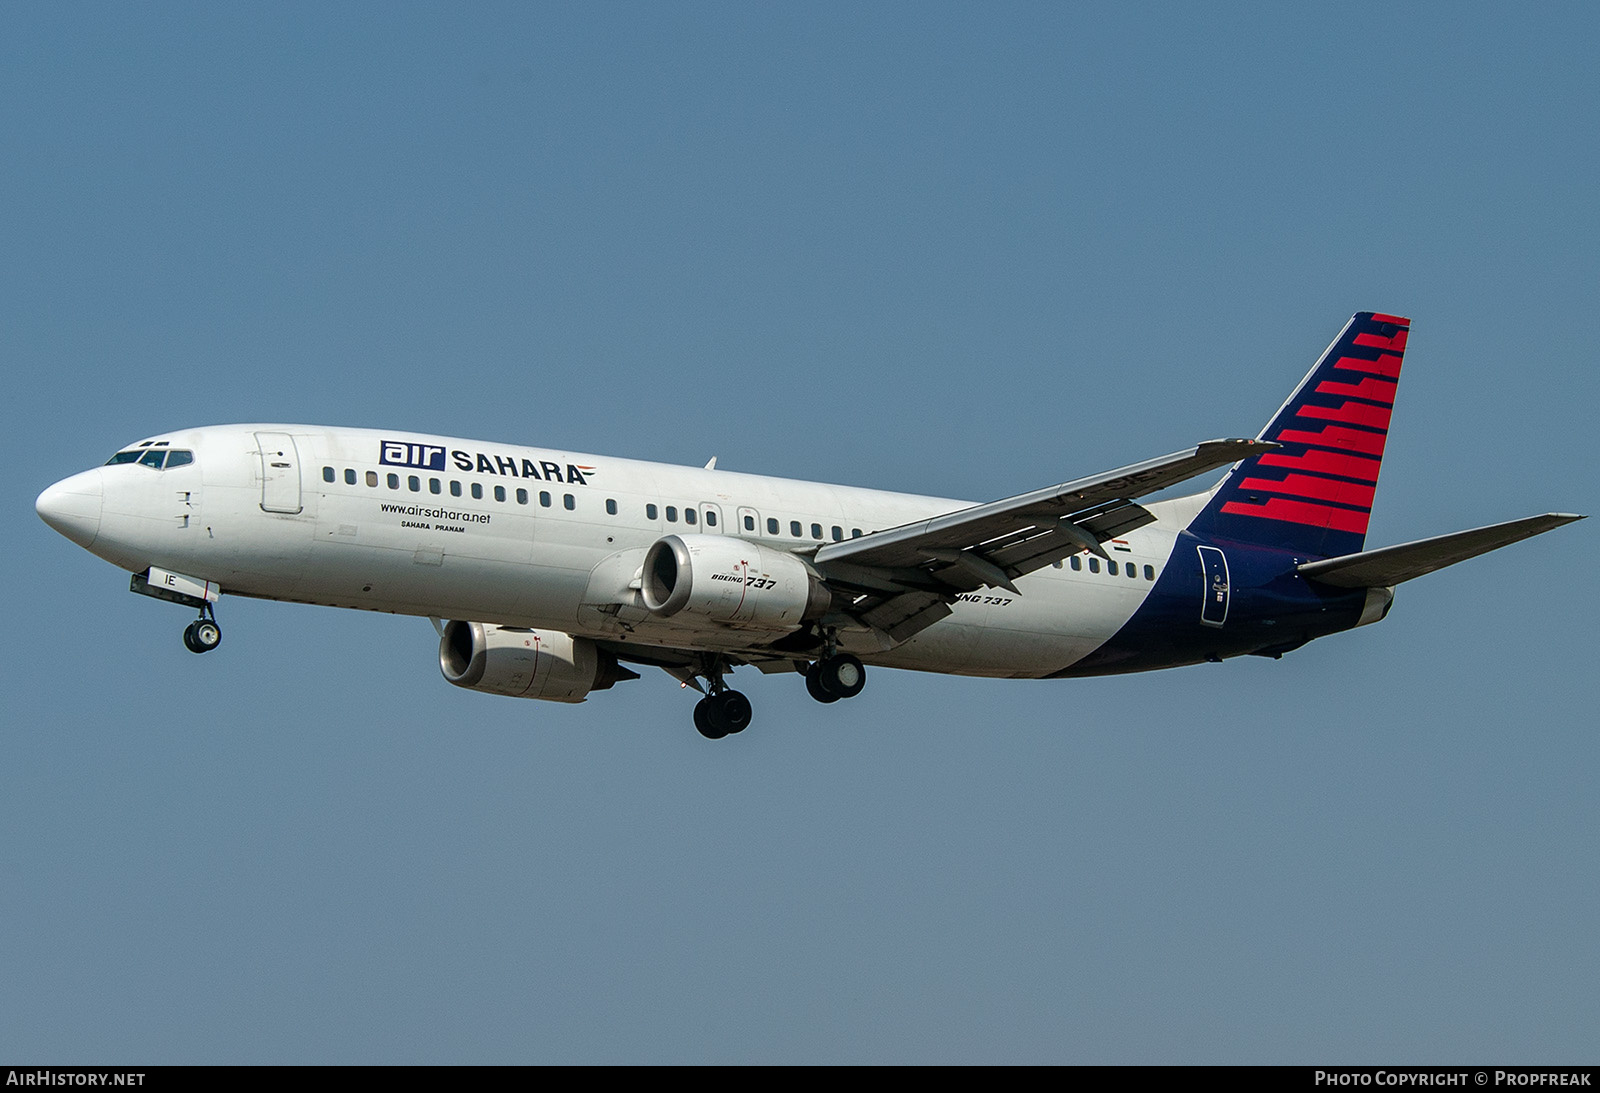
[812,437,1276,643]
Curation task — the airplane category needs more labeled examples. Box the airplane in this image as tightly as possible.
[36,312,1582,739]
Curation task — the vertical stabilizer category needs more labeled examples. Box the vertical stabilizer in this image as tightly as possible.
[1188,312,1409,558]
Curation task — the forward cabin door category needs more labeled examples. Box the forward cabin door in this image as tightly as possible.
[256,431,303,514]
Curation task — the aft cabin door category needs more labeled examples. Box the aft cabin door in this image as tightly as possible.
[1197,545,1230,627]
[256,432,303,514]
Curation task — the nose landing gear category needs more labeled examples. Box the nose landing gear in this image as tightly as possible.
[182,603,223,654]
[130,568,224,655]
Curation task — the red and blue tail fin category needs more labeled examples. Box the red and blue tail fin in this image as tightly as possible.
[1187,311,1409,559]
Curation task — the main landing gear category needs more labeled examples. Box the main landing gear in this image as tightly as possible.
[688,655,753,740]
[685,649,867,740]
[693,689,753,740]
[182,603,223,654]
[805,653,865,704]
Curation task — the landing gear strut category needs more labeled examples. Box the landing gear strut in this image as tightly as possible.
[129,569,224,655]
[182,603,222,654]
[806,653,865,703]
[690,656,752,740]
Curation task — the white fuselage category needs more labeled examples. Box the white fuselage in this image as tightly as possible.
[46,424,1182,678]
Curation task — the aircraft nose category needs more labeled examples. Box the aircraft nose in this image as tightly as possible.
[36,469,104,549]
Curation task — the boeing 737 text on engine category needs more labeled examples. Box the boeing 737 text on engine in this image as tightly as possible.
[36,314,1582,739]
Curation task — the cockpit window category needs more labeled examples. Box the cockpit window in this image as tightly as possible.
[105,448,195,469]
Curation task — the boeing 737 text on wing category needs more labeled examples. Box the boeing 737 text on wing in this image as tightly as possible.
[36,313,1582,739]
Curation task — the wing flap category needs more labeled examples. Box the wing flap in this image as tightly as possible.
[858,592,954,644]
[1075,500,1160,542]
[972,502,1154,575]
[815,438,1272,578]
[1298,513,1584,588]
[808,437,1273,645]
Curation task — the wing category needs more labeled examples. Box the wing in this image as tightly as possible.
[812,437,1276,643]
[1297,513,1584,588]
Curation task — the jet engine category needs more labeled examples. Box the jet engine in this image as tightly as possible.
[641,534,831,632]
[439,621,636,703]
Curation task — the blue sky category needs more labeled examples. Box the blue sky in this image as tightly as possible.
[5,2,1596,1063]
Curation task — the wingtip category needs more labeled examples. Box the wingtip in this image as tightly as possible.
[1198,437,1282,455]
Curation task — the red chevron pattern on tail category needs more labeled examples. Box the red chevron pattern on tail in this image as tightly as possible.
[1217,312,1408,539]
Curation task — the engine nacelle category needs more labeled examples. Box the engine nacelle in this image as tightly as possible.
[641,534,831,632]
[438,622,634,703]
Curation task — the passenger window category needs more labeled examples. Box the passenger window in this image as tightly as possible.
[1108,560,1118,576]
[540,491,552,507]
[1070,555,1081,571]
[322,466,335,482]
[607,499,618,516]
[471,483,483,500]
[666,506,678,522]
[647,503,658,520]
[344,468,356,485]
[1144,565,1155,580]
[790,521,802,537]
[516,489,528,505]
[429,478,441,494]
[1127,565,1138,579]
[563,494,575,510]
[408,475,420,492]
[387,473,399,490]
[744,515,756,532]
[831,526,843,541]
[705,510,717,528]
[685,508,698,525]
[811,523,823,540]
[140,450,166,469]
[366,471,378,487]
[494,485,506,502]
[450,480,461,497]
[766,518,778,534]
[851,529,862,538]
[1088,557,1100,573]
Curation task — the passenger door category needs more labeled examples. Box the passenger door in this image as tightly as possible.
[256,432,302,514]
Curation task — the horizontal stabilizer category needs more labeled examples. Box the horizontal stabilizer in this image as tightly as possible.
[1297,513,1584,588]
